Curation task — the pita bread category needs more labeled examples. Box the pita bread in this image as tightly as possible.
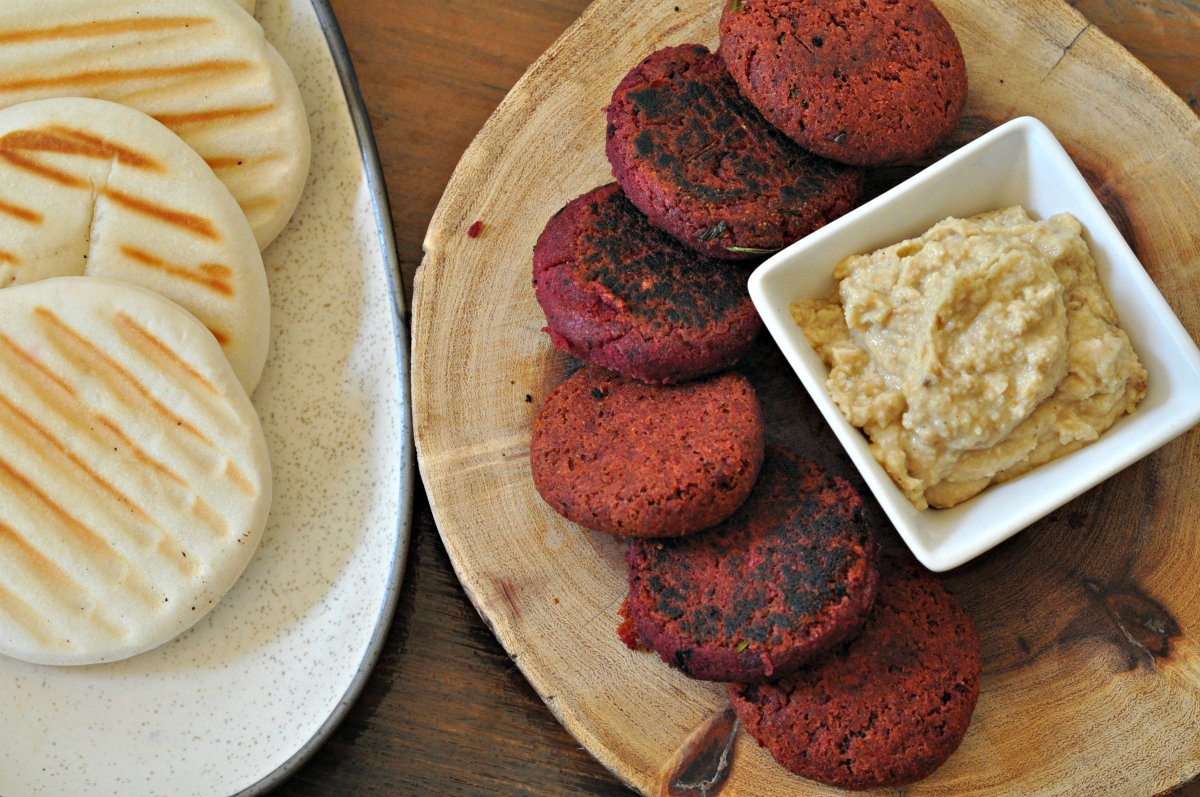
[0,277,271,666]
[0,0,310,249]
[0,97,270,393]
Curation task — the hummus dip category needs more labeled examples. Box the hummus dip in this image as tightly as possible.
[792,206,1147,510]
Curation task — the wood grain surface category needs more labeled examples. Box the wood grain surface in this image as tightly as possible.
[270,1,1200,795]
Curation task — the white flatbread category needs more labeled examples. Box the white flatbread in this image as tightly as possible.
[0,277,272,666]
[0,97,270,393]
[0,0,310,249]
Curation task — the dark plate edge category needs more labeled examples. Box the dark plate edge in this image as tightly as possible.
[233,1,415,795]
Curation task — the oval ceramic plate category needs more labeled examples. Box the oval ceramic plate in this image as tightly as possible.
[0,2,413,796]
[414,0,1200,795]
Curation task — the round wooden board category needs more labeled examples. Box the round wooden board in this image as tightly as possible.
[412,1,1200,794]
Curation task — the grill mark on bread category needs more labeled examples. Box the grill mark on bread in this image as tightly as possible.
[0,149,86,187]
[204,152,283,171]
[13,311,248,527]
[205,156,244,170]
[0,127,192,241]
[0,125,164,189]
[236,194,281,215]
[33,307,213,447]
[0,127,163,171]
[0,392,153,526]
[118,246,233,298]
[0,1,309,252]
[0,330,75,396]
[114,310,221,394]
[0,331,190,489]
[0,394,197,580]
[0,339,210,590]
[0,456,162,610]
[56,126,161,170]
[111,313,249,475]
[0,375,202,583]
[0,250,18,265]
[155,537,199,580]
[152,103,276,128]
[0,130,239,352]
[200,263,234,280]
[0,199,41,223]
[0,16,215,46]
[114,69,271,120]
[225,461,259,497]
[192,496,231,539]
[0,582,56,648]
[101,187,220,240]
[0,521,76,591]
[0,59,257,94]
[92,415,185,486]
[0,521,127,642]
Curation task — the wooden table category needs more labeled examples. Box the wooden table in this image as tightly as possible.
[270,1,1200,794]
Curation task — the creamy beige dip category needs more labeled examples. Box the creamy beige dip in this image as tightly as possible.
[792,207,1147,510]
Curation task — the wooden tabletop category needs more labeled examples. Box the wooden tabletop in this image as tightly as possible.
[270,1,1200,795]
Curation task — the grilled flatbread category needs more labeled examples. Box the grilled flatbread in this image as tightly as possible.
[0,97,270,394]
[0,277,272,666]
[0,0,310,249]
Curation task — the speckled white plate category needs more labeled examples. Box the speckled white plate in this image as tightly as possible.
[0,2,413,796]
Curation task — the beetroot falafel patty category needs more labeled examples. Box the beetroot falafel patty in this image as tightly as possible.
[531,367,765,537]
[719,0,967,165]
[625,446,880,682]
[728,558,981,789]
[605,44,862,260]
[533,183,761,384]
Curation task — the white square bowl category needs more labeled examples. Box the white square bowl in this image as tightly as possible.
[748,116,1200,572]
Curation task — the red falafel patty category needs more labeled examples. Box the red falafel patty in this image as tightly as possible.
[530,367,765,537]
[624,446,880,682]
[728,558,982,790]
[533,183,762,384]
[719,0,968,166]
[605,44,862,260]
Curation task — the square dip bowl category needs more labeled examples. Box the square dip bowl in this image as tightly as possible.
[748,115,1200,572]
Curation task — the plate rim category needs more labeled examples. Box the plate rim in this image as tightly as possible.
[0,0,414,793]
[229,1,414,794]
